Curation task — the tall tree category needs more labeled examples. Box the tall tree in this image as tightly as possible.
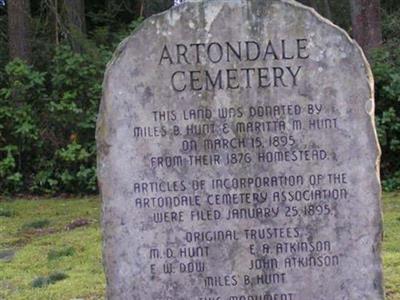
[323,0,332,20]
[297,0,318,10]
[7,0,32,62]
[63,0,86,51]
[42,0,62,45]
[143,0,174,17]
[350,0,382,54]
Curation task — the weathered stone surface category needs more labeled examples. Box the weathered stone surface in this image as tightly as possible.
[97,0,384,299]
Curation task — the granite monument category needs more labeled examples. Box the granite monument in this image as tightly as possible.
[97,0,384,299]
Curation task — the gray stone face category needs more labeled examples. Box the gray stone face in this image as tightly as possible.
[96,0,384,299]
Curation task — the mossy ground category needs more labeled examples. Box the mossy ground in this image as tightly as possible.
[383,192,400,300]
[0,193,399,300]
[0,197,105,300]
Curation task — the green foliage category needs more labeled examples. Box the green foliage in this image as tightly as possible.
[383,172,400,192]
[2,1,400,193]
[371,9,400,191]
[0,45,109,194]
[0,5,145,195]
[0,146,23,192]
[0,60,45,194]
[48,246,75,260]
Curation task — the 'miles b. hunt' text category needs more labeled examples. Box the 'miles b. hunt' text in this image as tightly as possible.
[159,39,310,92]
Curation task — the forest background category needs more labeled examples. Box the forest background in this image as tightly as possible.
[0,0,399,195]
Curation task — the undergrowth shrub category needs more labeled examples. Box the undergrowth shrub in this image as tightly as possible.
[1,15,399,193]
[371,9,400,191]
[373,51,400,191]
[0,18,145,195]
[0,46,110,194]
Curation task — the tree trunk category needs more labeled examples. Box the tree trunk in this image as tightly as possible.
[44,0,61,45]
[55,0,59,46]
[143,0,174,17]
[297,0,318,10]
[323,0,332,20]
[350,0,382,54]
[7,0,32,63]
[63,0,86,52]
[64,0,86,33]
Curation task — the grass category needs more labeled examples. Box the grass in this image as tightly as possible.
[22,219,50,230]
[0,197,105,300]
[0,193,399,300]
[32,271,69,288]
[383,192,400,300]
[47,246,75,261]
[0,207,15,217]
